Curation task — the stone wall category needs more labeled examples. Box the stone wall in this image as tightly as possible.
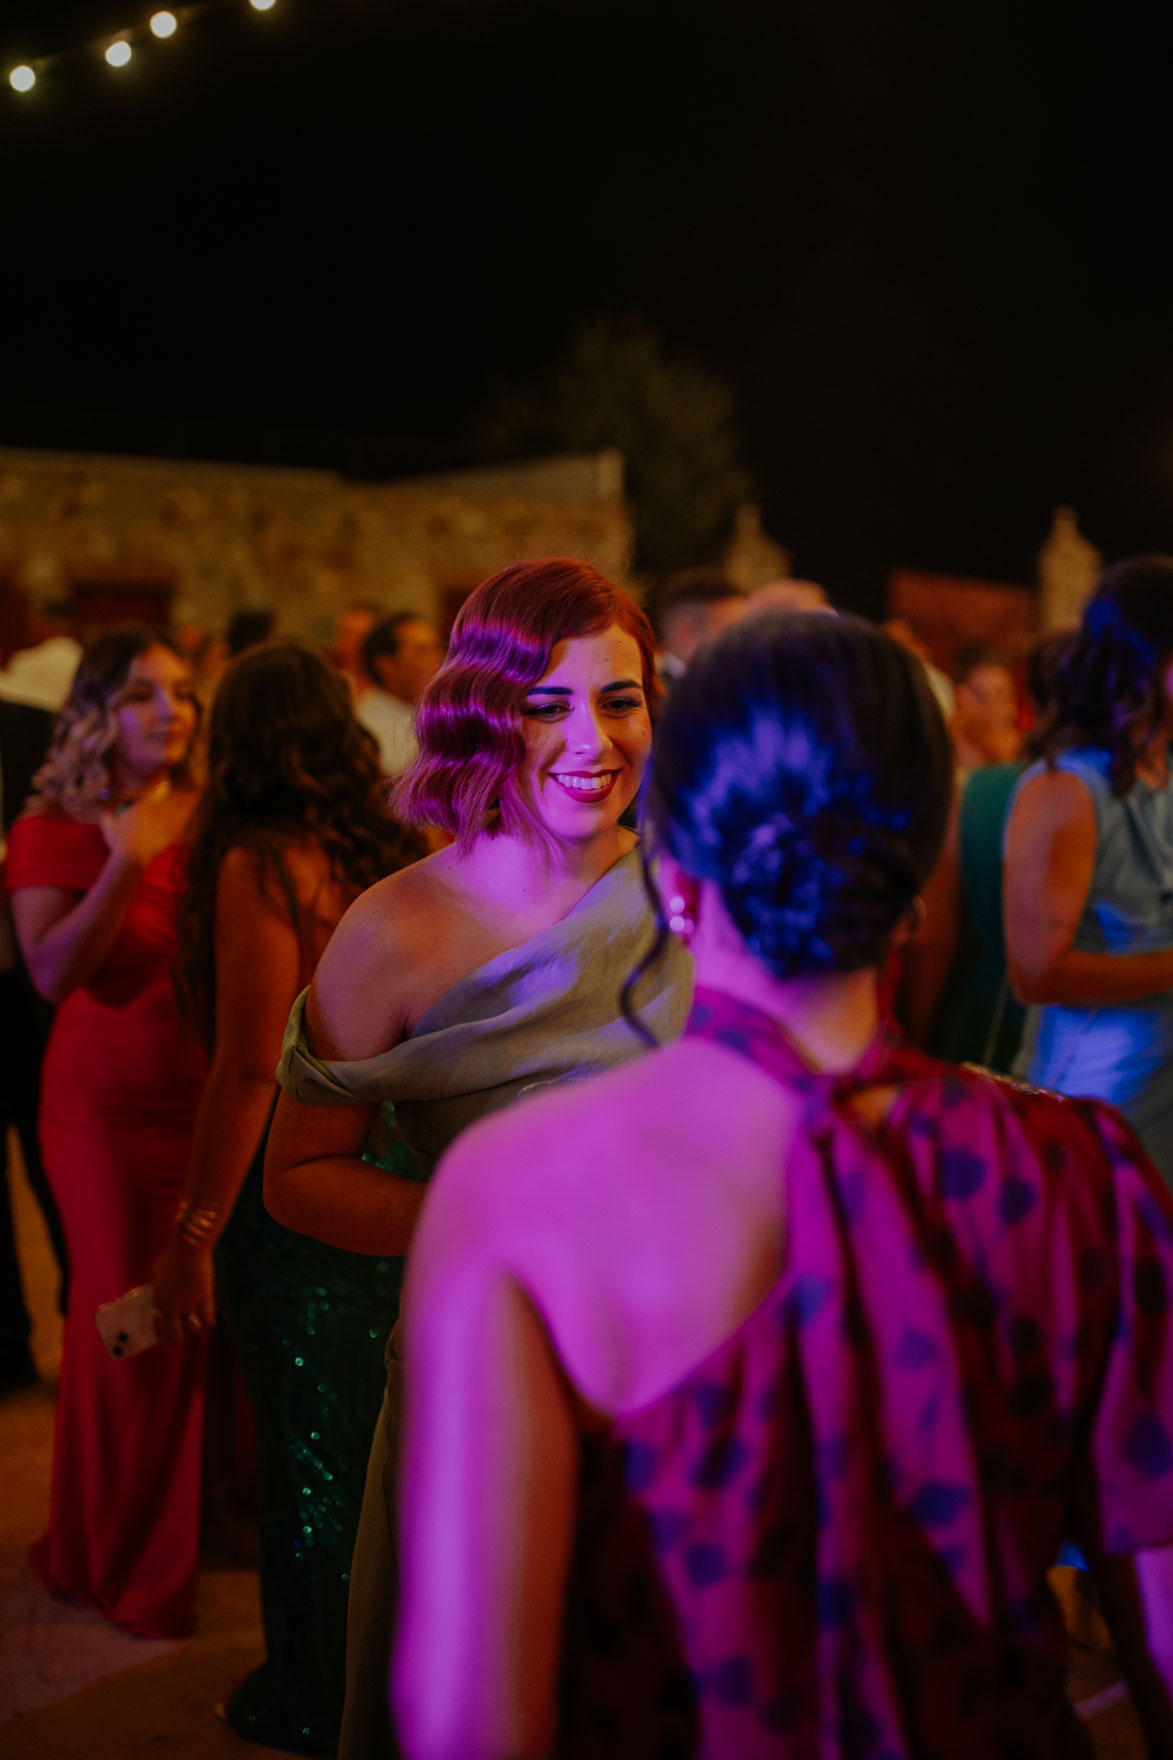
[0,446,633,646]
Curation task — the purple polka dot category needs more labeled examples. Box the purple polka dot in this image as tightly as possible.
[683,1542,727,1588]
[896,1326,940,1369]
[692,1436,749,1490]
[787,1275,832,1327]
[1139,1193,1173,1246]
[816,1575,856,1628]
[695,1380,737,1428]
[625,1442,659,1491]
[998,1175,1036,1224]
[650,1508,689,1549]
[908,1481,973,1527]
[1124,1412,1173,1482]
[941,1147,986,1198]
[712,1655,753,1706]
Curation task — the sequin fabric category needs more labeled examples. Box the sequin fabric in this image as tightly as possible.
[215,1110,424,1756]
[560,986,1173,1759]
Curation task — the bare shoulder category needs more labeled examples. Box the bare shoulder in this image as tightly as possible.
[1010,766,1096,826]
[306,850,455,1060]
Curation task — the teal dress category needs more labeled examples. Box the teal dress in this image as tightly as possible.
[215,1107,425,1757]
[933,763,1025,1074]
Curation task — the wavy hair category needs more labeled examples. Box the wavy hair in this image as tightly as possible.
[392,558,660,851]
[174,641,423,1049]
[1027,555,1173,794]
[34,625,199,818]
[623,611,952,1030]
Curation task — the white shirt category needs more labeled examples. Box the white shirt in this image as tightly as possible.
[356,688,418,777]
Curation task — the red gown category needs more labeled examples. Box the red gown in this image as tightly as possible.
[6,812,208,1638]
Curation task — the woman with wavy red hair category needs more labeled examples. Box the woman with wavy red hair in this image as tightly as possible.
[264,557,692,1759]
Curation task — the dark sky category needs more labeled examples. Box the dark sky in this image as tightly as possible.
[3,0,1171,613]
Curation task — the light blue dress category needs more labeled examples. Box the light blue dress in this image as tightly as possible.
[1010,747,1173,1186]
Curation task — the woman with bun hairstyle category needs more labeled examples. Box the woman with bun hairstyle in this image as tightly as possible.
[159,641,422,1755]
[6,627,206,1638]
[393,611,1173,1760]
[1005,556,1173,1185]
[264,558,692,1759]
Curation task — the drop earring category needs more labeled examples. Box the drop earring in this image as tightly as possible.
[667,894,695,939]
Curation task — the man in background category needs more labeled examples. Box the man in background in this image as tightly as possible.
[357,612,445,776]
[332,600,383,702]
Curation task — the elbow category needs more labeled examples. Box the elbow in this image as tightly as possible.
[1005,954,1056,1008]
[25,958,67,1007]
[261,1163,294,1231]
[261,1142,303,1234]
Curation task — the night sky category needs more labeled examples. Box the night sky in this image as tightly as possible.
[3,0,1170,614]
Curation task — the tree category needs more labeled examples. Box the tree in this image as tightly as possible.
[467,318,754,576]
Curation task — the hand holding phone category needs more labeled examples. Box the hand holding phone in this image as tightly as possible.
[94,1284,158,1360]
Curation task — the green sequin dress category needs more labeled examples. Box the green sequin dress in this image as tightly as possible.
[215,1102,425,1757]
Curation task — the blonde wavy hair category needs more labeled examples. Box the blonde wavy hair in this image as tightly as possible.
[34,626,202,818]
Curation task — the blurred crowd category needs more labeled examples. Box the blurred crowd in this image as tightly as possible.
[2,555,1173,1760]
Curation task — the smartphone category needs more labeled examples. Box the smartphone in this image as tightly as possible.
[94,1284,158,1360]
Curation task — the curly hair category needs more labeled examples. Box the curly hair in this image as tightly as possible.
[1027,555,1173,794]
[630,610,952,1003]
[174,641,423,1049]
[34,625,200,817]
[392,558,660,851]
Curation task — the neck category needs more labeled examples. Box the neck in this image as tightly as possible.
[459,824,632,910]
[690,939,881,1074]
[110,760,170,801]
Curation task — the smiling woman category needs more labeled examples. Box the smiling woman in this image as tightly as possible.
[261,557,690,1760]
[5,627,210,1640]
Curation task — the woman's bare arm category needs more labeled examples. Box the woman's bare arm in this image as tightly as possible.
[392,1146,578,1760]
[263,876,429,1254]
[1004,771,1173,1005]
[11,787,193,1003]
[1089,1544,1173,1753]
[151,847,305,1344]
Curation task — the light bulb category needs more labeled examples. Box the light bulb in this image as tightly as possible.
[105,39,133,67]
[9,65,36,93]
[249,0,277,10]
[150,11,178,37]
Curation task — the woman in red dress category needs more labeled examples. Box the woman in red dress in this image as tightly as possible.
[7,626,208,1639]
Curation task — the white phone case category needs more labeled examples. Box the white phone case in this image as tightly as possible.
[94,1284,158,1360]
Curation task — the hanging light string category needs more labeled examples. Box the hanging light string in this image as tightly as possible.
[8,0,277,94]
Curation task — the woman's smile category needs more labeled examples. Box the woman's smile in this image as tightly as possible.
[549,768,620,801]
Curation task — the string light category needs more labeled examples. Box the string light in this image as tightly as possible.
[5,2,280,99]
